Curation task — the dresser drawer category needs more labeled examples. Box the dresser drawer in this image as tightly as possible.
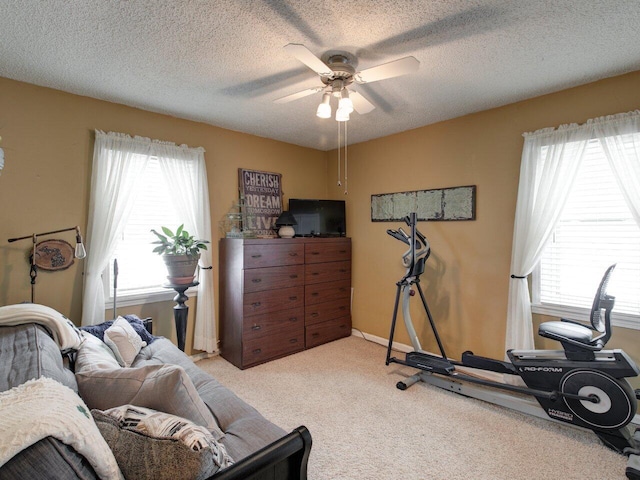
[305,280,350,306]
[244,286,304,316]
[305,260,350,285]
[304,241,351,264]
[305,296,350,326]
[244,265,304,293]
[243,307,304,341]
[305,316,351,349]
[243,327,304,366]
[244,243,304,268]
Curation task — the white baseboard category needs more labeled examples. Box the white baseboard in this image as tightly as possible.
[351,329,412,353]
[190,351,218,362]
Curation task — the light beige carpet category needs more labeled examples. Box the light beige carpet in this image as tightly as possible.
[196,336,629,479]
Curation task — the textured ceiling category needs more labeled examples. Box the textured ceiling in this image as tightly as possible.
[2,1,640,151]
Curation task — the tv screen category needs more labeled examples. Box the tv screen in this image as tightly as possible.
[288,199,346,237]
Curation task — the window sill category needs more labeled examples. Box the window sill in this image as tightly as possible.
[532,303,639,331]
[105,286,198,309]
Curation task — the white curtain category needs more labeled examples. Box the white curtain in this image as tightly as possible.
[505,125,591,351]
[82,133,216,354]
[82,131,151,325]
[506,110,640,351]
[595,111,640,226]
[156,145,216,352]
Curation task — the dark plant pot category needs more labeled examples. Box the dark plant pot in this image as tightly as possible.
[162,254,200,285]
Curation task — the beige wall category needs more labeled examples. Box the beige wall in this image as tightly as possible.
[0,77,328,353]
[1,71,640,368]
[331,71,640,386]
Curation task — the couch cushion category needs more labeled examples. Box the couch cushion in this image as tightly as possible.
[0,324,77,392]
[0,436,98,480]
[103,317,147,367]
[76,363,223,439]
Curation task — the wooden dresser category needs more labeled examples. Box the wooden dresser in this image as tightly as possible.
[219,237,351,369]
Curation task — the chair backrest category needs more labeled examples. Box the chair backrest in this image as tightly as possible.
[590,264,616,333]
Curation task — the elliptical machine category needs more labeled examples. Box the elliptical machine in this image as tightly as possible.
[385,213,640,462]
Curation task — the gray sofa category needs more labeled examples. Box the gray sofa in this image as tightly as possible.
[0,319,311,480]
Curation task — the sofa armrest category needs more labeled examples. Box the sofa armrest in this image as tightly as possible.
[208,426,312,480]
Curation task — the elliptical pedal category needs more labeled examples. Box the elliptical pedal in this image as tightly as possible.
[405,352,455,375]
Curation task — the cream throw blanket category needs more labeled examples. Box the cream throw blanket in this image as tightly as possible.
[0,303,84,351]
[0,377,123,479]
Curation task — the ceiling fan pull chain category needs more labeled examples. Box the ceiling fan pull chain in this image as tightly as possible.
[337,120,342,186]
[344,121,348,195]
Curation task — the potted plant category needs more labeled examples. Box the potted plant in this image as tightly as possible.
[151,225,209,285]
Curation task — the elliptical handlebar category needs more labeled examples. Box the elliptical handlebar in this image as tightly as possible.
[386,213,430,279]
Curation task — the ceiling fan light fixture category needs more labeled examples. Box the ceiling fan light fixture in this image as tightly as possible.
[335,107,350,122]
[339,89,354,114]
[316,92,332,119]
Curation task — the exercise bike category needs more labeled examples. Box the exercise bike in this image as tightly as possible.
[385,213,640,468]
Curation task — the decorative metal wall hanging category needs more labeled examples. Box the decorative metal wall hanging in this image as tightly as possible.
[371,185,476,222]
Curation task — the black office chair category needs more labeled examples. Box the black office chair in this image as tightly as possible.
[538,264,616,361]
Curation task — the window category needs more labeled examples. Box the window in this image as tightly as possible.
[102,156,190,307]
[532,139,640,329]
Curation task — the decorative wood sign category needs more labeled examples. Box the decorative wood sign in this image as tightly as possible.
[34,239,75,270]
[371,185,476,222]
[238,168,283,237]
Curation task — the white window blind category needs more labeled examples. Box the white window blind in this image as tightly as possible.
[103,156,183,304]
[533,139,640,328]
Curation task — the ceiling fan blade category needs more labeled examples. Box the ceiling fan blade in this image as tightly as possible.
[284,43,333,77]
[350,90,375,114]
[274,87,321,104]
[355,56,420,84]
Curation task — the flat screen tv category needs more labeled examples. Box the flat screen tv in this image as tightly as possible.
[288,199,346,237]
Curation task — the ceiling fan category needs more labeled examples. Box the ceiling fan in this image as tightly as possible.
[274,43,420,121]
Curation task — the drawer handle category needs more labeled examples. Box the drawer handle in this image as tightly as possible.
[310,251,319,255]
[251,254,262,258]
[251,324,261,331]
[289,296,298,301]
[312,332,320,338]
[339,250,347,253]
[289,252,298,257]
[289,274,298,279]
[290,338,298,344]
[310,312,319,318]
[339,288,347,292]
[311,292,319,296]
[289,317,298,322]
[339,306,346,310]
[253,348,262,354]
[252,278,262,283]
[252,302,262,307]
[340,324,347,329]
[311,272,319,276]
[339,269,347,273]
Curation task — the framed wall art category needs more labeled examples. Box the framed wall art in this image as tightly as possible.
[238,168,283,238]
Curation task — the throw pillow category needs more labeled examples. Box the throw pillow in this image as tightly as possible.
[80,315,155,345]
[74,331,121,373]
[76,363,223,439]
[103,317,146,367]
[92,408,232,480]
